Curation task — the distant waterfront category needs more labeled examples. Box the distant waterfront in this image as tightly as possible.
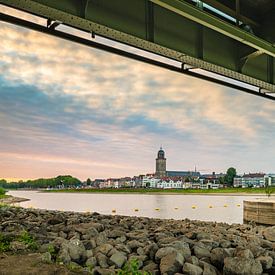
[8,190,267,224]
[44,187,275,195]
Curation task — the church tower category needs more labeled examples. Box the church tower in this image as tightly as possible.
[155,147,166,178]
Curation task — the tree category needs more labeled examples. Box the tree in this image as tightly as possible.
[86,178,91,185]
[225,167,237,186]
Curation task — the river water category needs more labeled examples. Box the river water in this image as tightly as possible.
[8,190,265,224]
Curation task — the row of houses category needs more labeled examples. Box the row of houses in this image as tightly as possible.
[93,172,224,189]
[233,173,275,188]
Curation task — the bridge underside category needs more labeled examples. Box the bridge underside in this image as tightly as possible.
[1,0,275,99]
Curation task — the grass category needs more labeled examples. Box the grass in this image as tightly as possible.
[0,230,38,252]
[0,194,10,199]
[118,259,150,275]
[44,187,275,194]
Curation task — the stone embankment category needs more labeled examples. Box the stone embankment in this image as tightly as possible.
[0,206,275,274]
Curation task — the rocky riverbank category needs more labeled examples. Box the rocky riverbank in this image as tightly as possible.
[0,195,29,205]
[0,206,275,274]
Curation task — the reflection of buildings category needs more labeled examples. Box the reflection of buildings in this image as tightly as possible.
[155,147,200,178]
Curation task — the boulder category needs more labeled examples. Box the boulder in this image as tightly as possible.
[210,248,234,269]
[155,247,177,262]
[9,241,27,252]
[200,261,218,275]
[223,257,262,275]
[234,248,254,259]
[96,252,109,268]
[182,263,203,275]
[193,245,211,259]
[96,243,113,255]
[170,240,192,259]
[256,255,273,270]
[86,257,97,268]
[186,256,199,266]
[109,251,127,268]
[65,238,86,263]
[41,252,52,264]
[263,226,275,242]
[160,251,184,275]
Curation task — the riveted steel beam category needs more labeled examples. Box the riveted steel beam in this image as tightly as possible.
[150,0,275,58]
[1,0,275,92]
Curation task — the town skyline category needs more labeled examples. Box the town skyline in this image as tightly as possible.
[1,6,275,182]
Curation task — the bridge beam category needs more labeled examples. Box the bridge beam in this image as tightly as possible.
[150,0,275,58]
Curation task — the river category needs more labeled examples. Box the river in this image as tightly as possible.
[8,190,266,224]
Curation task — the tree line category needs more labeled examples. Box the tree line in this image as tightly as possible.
[0,175,81,189]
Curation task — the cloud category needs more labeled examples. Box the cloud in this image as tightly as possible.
[1,6,275,179]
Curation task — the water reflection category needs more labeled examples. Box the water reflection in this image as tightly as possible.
[8,190,265,224]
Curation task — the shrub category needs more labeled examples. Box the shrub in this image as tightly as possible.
[118,259,150,275]
[0,188,6,195]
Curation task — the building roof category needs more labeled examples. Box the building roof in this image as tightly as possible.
[243,173,265,178]
[167,171,200,177]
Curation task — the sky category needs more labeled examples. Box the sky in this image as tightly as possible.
[1,6,275,181]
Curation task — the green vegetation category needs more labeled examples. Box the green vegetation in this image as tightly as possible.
[265,184,274,198]
[47,244,58,260]
[18,230,38,250]
[0,230,37,252]
[118,259,150,275]
[0,187,8,199]
[45,187,275,194]
[0,187,6,195]
[224,167,237,186]
[0,234,13,252]
[0,175,81,189]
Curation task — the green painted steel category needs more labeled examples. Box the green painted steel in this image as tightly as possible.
[1,0,275,92]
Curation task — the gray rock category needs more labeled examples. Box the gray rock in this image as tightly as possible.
[256,255,273,270]
[170,240,192,259]
[193,245,211,259]
[108,229,125,238]
[263,226,275,242]
[86,256,97,268]
[199,239,219,250]
[66,238,86,263]
[223,257,263,275]
[210,247,234,269]
[9,241,27,252]
[200,261,218,275]
[86,249,93,258]
[137,247,145,255]
[155,247,177,262]
[92,267,116,275]
[142,262,159,273]
[96,243,113,255]
[127,240,145,250]
[234,248,254,259]
[116,235,127,243]
[109,251,127,268]
[96,252,109,268]
[220,240,231,248]
[186,256,199,266]
[115,243,131,254]
[144,243,158,260]
[196,232,211,240]
[95,232,108,246]
[41,252,52,264]
[182,263,203,275]
[160,251,184,275]
[58,247,71,264]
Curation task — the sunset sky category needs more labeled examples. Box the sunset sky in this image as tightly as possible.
[1,6,275,181]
